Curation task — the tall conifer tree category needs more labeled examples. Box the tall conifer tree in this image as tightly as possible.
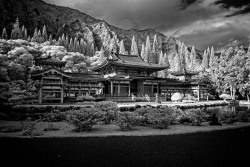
[201,50,209,71]
[209,46,215,67]
[2,28,8,39]
[144,36,151,63]
[80,38,86,54]
[42,25,47,41]
[190,46,197,70]
[119,40,127,54]
[141,43,145,60]
[69,38,74,52]
[151,34,159,64]
[11,18,22,39]
[109,38,118,53]
[130,36,139,56]
[49,34,53,42]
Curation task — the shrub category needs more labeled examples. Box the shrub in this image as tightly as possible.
[135,107,209,127]
[76,95,95,102]
[146,109,171,129]
[94,101,118,124]
[135,106,182,126]
[220,110,249,124]
[20,117,37,136]
[237,110,249,122]
[0,126,22,133]
[161,106,183,124]
[189,109,210,126]
[41,109,66,122]
[134,108,151,125]
[66,108,103,132]
[41,109,65,131]
[176,109,209,126]
[135,104,141,109]
[220,111,238,124]
[44,123,60,131]
[135,107,173,128]
[116,112,139,131]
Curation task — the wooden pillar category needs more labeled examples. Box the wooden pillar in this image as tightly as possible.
[60,87,63,104]
[128,82,131,95]
[151,83,154,95]
[111,81,113,95]
[157,83,159,94]
[79,81,81,96]
[206,90,209,101]
[38,87,42,104]
[118,84,121,95]
[198,85,200,101]
[69,84,71,100]
[89,81,91,95]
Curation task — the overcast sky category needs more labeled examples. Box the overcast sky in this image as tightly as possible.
[43,0,250,51]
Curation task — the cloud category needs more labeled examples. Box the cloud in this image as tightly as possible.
[43,0,250,50]
[178,14,250,51]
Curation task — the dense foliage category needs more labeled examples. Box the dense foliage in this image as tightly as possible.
[115,112,139,131]
[135,106,210,127]
[66,108,103,132]
[198,46,250,100]
[94,101,119,124]
[220,109,249,124]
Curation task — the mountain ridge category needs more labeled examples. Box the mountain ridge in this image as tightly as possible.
[0,0,206,72]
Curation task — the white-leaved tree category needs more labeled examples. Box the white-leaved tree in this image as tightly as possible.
[130,36,139,56]
[144,36,151,63]
[119,40,128,54]
[90,47,106,67]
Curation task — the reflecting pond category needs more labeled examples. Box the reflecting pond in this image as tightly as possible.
[200,105,250,120]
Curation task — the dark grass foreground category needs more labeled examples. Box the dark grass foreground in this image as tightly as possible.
[1,127,250,167]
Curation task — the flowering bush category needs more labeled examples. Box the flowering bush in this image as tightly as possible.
[66,108,103,132]
[220,110,249,124]
[135,107,210,127]
[76,95,95,102]
[176,109,209,125]
[220,111,238,124]
[135,106,182,126]
[20,117,37,136]
[147,111,170,129]
[41,109,66,122]
[237,110,249,122]
[116,112,139,131]
[94,101,118,124]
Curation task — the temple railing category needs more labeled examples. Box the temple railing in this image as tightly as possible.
[98,93,166,98]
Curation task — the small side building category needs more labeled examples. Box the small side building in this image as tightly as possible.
[32,58,104,104]
[165,69,210,101]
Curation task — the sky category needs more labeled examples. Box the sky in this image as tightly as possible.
[43,0,250,51]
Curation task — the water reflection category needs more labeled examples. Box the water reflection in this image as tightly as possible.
[202,105,250,121]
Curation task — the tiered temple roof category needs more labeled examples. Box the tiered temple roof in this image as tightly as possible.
[32,68,105,81]
[92,52,169,71]
[34,57,66,67]
[168,69,199,77]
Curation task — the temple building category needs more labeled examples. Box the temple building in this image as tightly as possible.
[32,52,210,103]
[92,52,168,100]
[32,58,104,104]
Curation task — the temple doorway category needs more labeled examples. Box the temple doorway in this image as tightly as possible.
[130,80,137,94]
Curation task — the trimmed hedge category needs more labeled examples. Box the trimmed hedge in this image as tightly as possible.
[66,108,103,132]
[220,110,249,124]
[115,112,140,131]
[94,101,119,124]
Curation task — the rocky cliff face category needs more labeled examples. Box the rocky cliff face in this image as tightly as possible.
[0,0,202,71]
